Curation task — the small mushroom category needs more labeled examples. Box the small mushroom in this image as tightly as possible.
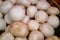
[47,15,59,28]
[36,1,50,10]
[1,32,14,40]
[9,21,29,37]
[47,7,60,15]
[29,31,44,40]
[9,5,25,21]
[27,6,37,18]
[28,20,40,31]
[39,23,55,37]
[0,1,13,14]
[35,10,48,23]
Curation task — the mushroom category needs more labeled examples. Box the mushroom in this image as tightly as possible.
[1,32,14,40]
[0,1,13,14]
[47,15,59,28]
[27,6,37,18]
[39,23,55,37]
[28,20,39,31]
[9,21,29,37]
[36,1,50,10]
[35,10,48,23]
[29,31,44,40]
[9,5,25,21]
[47,7,60,15]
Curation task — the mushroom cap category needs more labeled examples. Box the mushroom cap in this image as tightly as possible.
[29,31,44,40]
[9,21,29,37]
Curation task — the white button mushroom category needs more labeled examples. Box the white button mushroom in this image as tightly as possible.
[47,7,60,15]
[15,37,27,40]
[29,31,44,40]
[0,1,13,14]
[4,14,12,24]
[0,12,3,19]
[35,10,48,23]
[28,20,40,31]
[9,21,29,37]
[0,19,6,31]
[29,0,38,4]
[5,0,17,4]
[36,1,50,10]
[17,0,31,7]
[9,5,25,21]
[27,6,37,18]
[1,32,14,40]
[22,15,30,24]
[39,23,55,37]
[47,15,59,28]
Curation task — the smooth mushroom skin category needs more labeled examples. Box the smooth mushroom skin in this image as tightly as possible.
[36,1,50,10]
[35,10,48,23]
[22,15,30,24]
[45,36,59,40]
[5,0,17,4]
[0,12,3,19]
[29,0,38,4]
[27,6,37,18]
[29,31,44,40]
[4,14,12,24]
[9,5,25,21]
[47,7,60,15]
[15,37,27,40]
[9,21,29,37]
[47,15,59,28]
[0,1,13,14]
[39,23,55,37]
[0,19,6,31]
[17,0,31,7]
[1,32,14,40]
[28,20,40,31]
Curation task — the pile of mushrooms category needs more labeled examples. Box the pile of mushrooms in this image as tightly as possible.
[0,0,60,40]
